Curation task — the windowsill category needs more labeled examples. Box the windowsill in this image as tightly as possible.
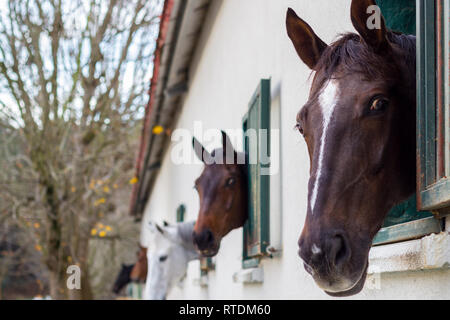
[232,267,264,284]
[368,231,450,274]
[192,274,209,287]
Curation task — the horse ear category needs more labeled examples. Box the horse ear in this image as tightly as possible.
[286,8,328,70]
[192,136,211,164]
[221,130,237,163]
[351,0,390,53]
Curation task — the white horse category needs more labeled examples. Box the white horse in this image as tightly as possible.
[143,221,199,300]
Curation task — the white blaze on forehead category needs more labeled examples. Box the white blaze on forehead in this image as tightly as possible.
[310,80,339,214]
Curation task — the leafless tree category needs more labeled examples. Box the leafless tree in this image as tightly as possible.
[0,0,161,299]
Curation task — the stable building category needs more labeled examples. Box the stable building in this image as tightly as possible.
[130,0,450,299]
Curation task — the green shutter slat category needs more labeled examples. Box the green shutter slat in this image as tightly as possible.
[417,0,427,196]
[417,0,437,188]
[423,0,437,187]
[176,204,185,222]
[373,216,441,245]
[259,80,271,254]
[445,0,450,180]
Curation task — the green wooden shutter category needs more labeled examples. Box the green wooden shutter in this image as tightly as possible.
[416,0,450,211]
[242,79,270,268]
[176,204,185,222]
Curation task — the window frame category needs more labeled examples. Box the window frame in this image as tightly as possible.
[241,79,271,269]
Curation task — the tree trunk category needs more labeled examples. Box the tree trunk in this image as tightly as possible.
[80,237,94,299]
[49,270,66,299]
[67,261,93,300]
[67,236,93,300]
[43,182,67,299]
[80,263,94,300]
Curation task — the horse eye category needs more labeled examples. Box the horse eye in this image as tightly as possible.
[226,177,235,187]
[295,123,304,135]
[368,97,389,114]
[159,255,168,262]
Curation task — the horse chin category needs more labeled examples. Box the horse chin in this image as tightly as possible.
[198,247,219,258]
[200,251,217,258]
[323,262,368,297]
[197,242,220,257]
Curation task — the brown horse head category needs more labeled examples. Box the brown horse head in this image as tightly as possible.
[192,131,248,257]
[130,245,147,282]
[286,0,416,296]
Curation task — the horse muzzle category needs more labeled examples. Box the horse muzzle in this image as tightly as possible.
[324,262,368,297]
[298,231,368,296]
[193,228,220,257]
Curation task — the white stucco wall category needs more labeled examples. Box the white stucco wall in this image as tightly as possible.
[141,0,450,299]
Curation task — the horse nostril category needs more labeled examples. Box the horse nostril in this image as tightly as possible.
[193,232,201,246]
[194,229,214,250]
[205,229,213,243]
[297,240,312,266]
[329,234,351,269]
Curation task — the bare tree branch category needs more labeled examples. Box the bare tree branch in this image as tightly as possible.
[0,0,161,299]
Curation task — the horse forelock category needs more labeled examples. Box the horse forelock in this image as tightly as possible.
[315,32,416,83]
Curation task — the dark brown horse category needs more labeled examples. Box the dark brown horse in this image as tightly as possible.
[192,131,248,257]
[130,246,147,283]
[286,0,416,296]
[112,264,134,294]
[113,246,147,294]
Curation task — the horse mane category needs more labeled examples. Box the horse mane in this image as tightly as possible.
[316,31,416,82]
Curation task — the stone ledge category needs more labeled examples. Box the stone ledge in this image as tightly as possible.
[368,232,450,274]
[232,267,264,284]
[192,274,209,287]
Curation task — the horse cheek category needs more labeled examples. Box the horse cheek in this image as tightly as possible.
[225,193,233,211]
